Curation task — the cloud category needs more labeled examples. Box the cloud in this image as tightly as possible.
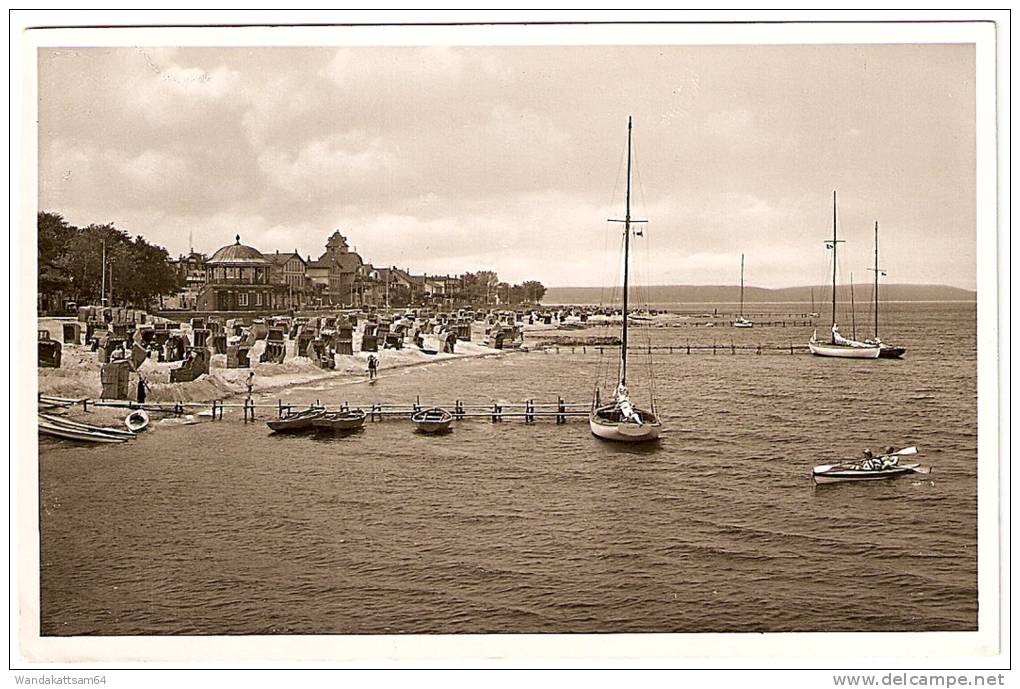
[36,45,977,289]
[257,133,400,199]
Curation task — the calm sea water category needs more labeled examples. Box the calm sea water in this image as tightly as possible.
[38,302,977,635]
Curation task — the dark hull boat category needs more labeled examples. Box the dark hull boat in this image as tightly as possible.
[866,220,907,359]
[267,408,325,432]
[877,344,907,359]
[314,409,367,431]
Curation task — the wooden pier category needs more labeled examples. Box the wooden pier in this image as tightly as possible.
[536,342,813,355]
[39,394,593,424]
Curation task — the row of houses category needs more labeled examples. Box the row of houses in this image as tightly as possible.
[168,230,465,312]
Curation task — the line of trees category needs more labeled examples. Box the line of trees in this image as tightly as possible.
[38,212,181,311]
[459,271,546,305]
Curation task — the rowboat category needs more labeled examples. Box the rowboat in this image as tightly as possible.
[125,409,150,432]
[266,408,325,432]
[313,408,367,431]
[38,417,129,444]
[411,407,453,434]
[812,446,930,484]
[38,412,135,438]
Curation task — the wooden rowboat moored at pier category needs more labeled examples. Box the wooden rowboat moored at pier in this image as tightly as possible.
[267,408,325,432]
[313,409,367,431]
[411,407,453,434]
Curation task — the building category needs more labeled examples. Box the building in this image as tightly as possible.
[267,250,308,309]
[167,251,207,310]
[195,235,286,312]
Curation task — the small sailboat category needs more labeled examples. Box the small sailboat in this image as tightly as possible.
[734,253,753,328]
[808,191,881,359]
[411,407,453,434]
[864,221,907,359]
[812,446,930,484]
[809,288,819,319]
[590,117,662,443]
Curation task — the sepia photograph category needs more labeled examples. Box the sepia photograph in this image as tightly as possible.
[10,13,1006,673]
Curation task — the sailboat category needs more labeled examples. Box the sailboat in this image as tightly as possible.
[865,221,907,359]
[808,191,881,359]
[590,117,662,443]
[809,288,819,319]
[734,253,753,328]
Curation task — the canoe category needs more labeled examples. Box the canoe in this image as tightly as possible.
[125,409,150,432]
[812,461,931,484]
[38,412,136,438]
[266,409,325,432]
[412,407,453,433]
[38,418,128,443]
[313,409,367,431]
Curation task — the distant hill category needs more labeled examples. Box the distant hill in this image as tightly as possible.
[543,284,976,305]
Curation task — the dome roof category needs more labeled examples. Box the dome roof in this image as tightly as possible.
[207,235,270,265]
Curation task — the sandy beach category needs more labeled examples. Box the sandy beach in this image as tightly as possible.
[38,317,511,406]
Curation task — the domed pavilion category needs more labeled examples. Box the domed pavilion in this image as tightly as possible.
[196,235,284,312]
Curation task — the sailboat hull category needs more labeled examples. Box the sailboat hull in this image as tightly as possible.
[808,339,881,359]
[589,409,661,443]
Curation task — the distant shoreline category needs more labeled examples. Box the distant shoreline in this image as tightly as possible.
[542,299,978,306]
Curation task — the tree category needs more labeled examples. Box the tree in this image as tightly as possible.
[38,214,182,308]
[521,280,547,303]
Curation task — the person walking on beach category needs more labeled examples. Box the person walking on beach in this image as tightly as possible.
[245,371,255,397]
[137,375,149,404]
[367,354,379,380]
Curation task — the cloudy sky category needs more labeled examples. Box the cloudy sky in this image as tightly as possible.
[37,43,976,288]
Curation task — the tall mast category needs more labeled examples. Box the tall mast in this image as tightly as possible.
[850,272,856,341]
[621,116,633,385]
[739,253,745,318]
[874,221,880,339]
[831,190,837,336]
[100,238,107,306]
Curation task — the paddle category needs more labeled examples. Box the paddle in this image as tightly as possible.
[813,447,920,474]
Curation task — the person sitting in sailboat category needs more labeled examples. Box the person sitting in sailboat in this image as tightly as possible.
[614,384,644,425]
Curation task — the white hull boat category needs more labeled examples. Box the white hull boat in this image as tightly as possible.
[412,407,453,433]
[810,192,881,360]
[813,447,930,483]
[734,255,754,328]
[125,409,150,432]
[590,403,661,442]
[38,417,130,443]
[589,118,662,445]
[808,336,881,359]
